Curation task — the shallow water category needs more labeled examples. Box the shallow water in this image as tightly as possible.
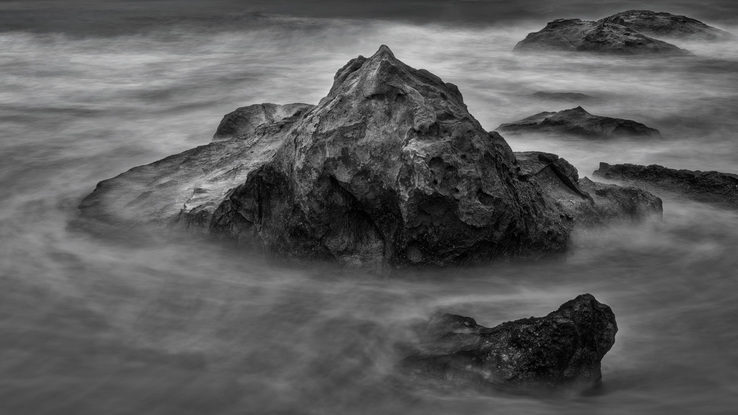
[1,10,738,415]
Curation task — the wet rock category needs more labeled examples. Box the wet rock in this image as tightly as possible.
[496,106,660,139]
[403,294,617,393]
[80,46,661,268]
[594,162,738,209]
[515,152,662,225]
[212,103,314,141]
[599,10,734,41]
[513,18,690,55]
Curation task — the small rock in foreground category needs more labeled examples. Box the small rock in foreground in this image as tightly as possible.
[402,294,617,394]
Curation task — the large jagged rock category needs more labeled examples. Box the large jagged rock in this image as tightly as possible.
[81,46,572,266]
[402,294,617,393]
[208,46,575,267]
[600,10,734,41]
[516,152,662,225]
[514,18,690,55]
[496,106,660,139]
[80,46,661,267]
[594,162,738,209]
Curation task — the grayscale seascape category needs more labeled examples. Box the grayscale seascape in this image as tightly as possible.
[2,1,738,413]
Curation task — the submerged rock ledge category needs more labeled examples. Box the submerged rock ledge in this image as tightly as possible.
[80,46,662,267]
[403,294,617,393]
[594,162,738,209]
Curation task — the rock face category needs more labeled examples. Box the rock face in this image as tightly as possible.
[594,162,738,209]
[496,106,660,139]
[80,46,662,267]
[403,294,618,393]
[600,10,734,41]
[516,152,662,225]
[513,18,690,55]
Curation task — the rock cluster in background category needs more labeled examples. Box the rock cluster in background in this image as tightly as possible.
[514,10,732,55]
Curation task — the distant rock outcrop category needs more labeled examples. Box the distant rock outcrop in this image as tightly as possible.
[600,10,734,41]
[402,294,618,393]
[80,46,662,267]
[594,162,738,209]
[496,106,660,139]
[513,18,690,55]
[530,91,596,103]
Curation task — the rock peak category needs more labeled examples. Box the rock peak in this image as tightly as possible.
[328,45,411,99]
[569,106,588,113]
[326,44,467,115]
[372,44,396,59]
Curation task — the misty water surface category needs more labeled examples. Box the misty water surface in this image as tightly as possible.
[1,9,738,415]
